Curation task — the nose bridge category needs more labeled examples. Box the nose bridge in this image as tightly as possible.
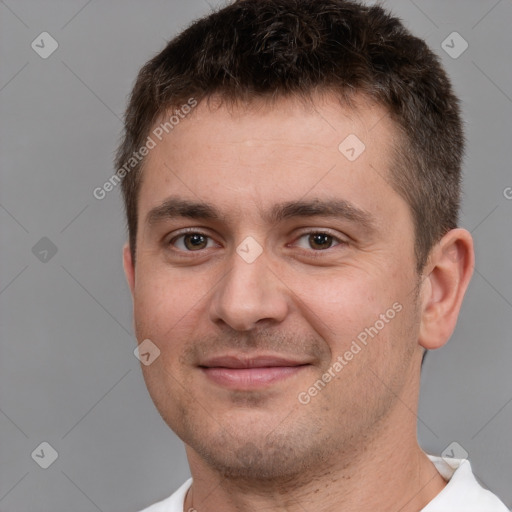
[209,239,287,331]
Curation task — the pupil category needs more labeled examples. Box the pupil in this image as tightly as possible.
[186,234,206,250]
[310,233,331,249]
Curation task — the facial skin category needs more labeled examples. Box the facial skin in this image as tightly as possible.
[123,94,474,512]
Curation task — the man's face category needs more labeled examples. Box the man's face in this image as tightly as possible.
[125,95,424,480]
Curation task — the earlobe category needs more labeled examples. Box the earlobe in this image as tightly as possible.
[123,243,135,296]
[418,228,474,350]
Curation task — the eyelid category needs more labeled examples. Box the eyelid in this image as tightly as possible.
[291,228,348,245]
[168,227,213,240]
[167,228,221,250]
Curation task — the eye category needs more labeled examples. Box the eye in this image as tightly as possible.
[294,231,344,251]
[170,232,217,251]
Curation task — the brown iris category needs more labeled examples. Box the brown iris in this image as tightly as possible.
[183,233,208,250]
[308,233,333,250]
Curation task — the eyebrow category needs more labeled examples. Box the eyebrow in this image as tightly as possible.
[146,196,377,233]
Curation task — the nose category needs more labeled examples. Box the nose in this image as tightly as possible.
[208,244,289,332]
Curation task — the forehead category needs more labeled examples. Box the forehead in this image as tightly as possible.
[153,94,393,157]
[137,93,404,227]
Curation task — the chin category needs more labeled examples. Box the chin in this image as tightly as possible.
[181,415,335,484]
[199,439,313,482]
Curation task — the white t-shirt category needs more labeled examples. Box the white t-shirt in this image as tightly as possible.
[138,455,508,511]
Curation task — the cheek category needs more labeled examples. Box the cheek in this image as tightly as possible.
[132,269,197,343]
[290,268,413,359]
[292,272,381,331]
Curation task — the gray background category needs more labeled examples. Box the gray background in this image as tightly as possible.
[0,0,511,511]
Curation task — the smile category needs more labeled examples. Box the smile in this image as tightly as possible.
[199,355,311,389]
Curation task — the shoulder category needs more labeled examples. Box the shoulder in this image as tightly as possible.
[137,478,193,512]
[423,455,508,511]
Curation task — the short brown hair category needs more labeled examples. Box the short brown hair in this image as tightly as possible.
[116,0,463,272]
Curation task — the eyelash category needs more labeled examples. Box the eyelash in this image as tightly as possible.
[167,228,348,257]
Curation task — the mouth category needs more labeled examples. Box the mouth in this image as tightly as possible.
[198,355,311,389]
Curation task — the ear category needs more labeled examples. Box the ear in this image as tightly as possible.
[123,242,135,297]
[418,228,474,350]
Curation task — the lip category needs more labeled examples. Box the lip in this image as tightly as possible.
[199,355,310,389]
[200,355,309,369]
